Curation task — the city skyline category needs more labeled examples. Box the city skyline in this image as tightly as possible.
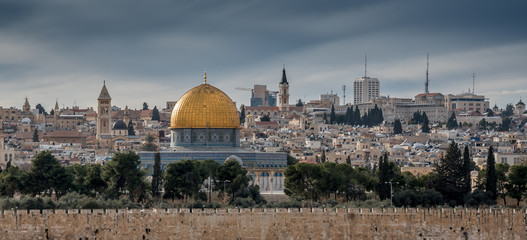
[1,0,526,110]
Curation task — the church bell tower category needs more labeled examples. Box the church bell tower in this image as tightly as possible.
[96,82,112,141]
[279,67,290,114]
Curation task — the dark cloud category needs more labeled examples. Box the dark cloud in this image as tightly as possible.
[0,0,526,109]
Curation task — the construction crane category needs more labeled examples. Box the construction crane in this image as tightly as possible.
[235,87,253,92]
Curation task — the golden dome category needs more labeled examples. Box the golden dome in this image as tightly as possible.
[170,83,240,129]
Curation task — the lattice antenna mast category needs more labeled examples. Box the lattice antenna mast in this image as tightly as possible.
[342,85,346,105]
[364,55,367,77]
[472,72,476,94]
[425,53,430,95]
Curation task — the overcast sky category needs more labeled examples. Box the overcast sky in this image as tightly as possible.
[1,0,526,111]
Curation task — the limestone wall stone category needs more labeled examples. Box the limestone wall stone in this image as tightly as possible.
[0,208,525,239]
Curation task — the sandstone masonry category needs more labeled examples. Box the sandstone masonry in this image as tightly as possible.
[0,208,525,239]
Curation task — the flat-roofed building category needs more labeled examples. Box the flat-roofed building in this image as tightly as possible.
[446,93,489,113]
[353,77,380,104]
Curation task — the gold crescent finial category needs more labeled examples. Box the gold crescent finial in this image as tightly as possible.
[204,69,207,84]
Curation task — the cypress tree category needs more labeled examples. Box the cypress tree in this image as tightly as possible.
[321,150,326,163]
[362,112,369,127]
[152,106,160,121]
[378,153,390,200]
[240,105,245,124]
[393,119,402,134]
[463,146,472,194]
[485,108,494,117]
[354,106,361,125]
[411,111,422,124]
[485,146,497,200]
[421,112,430,133]
[330,105,336,124]
[151,152,162,198]
[128,121,135,136]
[32,128,39,142]
[435,142,465,206]
[447,112,458,130]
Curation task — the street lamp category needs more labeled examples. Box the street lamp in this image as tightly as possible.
[384,181,398,207]
[223,180,231,195]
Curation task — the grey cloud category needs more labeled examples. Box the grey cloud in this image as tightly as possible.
[0,0,526,109]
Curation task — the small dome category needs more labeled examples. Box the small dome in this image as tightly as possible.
[21,118,31,124]
[113,120,128,130]
[170,83,240,129]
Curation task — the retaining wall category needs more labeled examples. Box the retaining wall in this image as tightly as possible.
[0,208,525,239]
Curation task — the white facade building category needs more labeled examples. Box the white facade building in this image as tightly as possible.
[353,77,380,105]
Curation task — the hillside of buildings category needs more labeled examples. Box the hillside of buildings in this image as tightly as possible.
[1,70,527,210]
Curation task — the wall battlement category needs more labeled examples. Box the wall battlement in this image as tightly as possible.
[0,208,525,239]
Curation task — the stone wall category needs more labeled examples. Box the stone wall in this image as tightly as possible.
[0,208,525,239]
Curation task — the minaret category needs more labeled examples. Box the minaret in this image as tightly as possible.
[23,97,31,113]
[96,81,112,142]
[279,66,290,114]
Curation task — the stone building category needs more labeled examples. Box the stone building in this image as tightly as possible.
[446,92,489,113]
[0,107,23,122]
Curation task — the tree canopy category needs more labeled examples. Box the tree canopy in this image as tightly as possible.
[102,151,147,202]
[393,119,402,134]
[447,112,458,130]
[151,106,160,121]
[435,142,466,206]
[485,146,497,200]
[421,112,430,133]
[25,151,73,198]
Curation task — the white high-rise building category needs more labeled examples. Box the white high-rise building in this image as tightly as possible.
[353,77,380,105]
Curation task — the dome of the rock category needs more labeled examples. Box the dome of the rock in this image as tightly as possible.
[170,83,240,129]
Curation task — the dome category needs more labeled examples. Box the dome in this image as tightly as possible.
[170,83,240,129]
[113,120,128,130]
[21,118,31,124]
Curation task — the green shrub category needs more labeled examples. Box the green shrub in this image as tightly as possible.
[0,197,17,210]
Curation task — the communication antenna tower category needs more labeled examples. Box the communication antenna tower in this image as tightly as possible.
[425,53,430,95]
[472,73,476,94]
[342,85,346,105]
[364,55,368,77]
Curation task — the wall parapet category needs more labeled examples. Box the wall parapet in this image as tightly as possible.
[0,208,525,239]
